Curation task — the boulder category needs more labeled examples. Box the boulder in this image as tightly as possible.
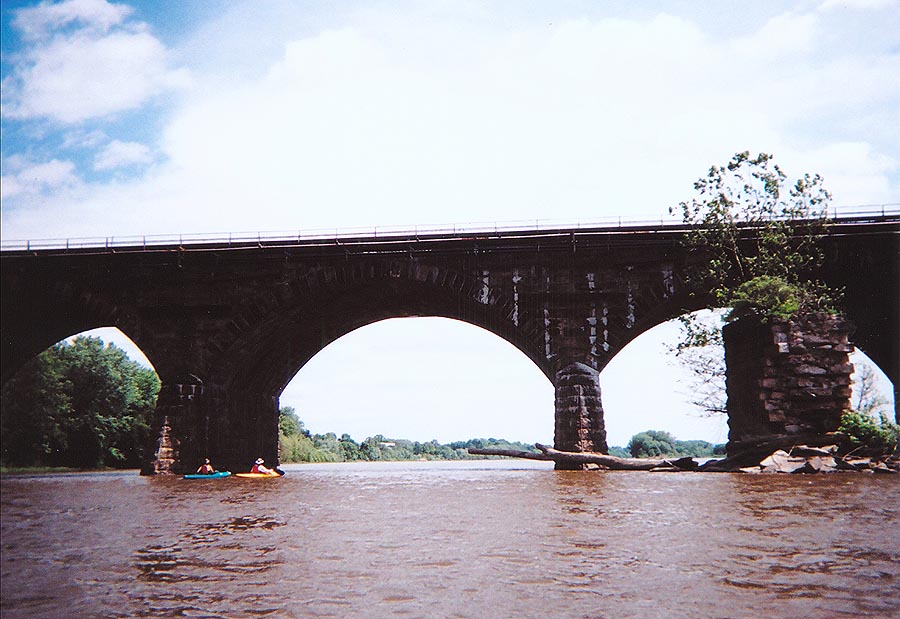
[759,450,809,473]
[790,444,838,457]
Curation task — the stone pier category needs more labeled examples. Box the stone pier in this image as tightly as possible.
[724,313,855,455]
[554,363,609,470]
[143,376,280,475]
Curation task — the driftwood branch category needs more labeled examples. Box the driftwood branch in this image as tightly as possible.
[468,443,698,471]
[466,447,550,461]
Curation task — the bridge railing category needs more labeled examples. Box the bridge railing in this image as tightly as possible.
[2,204,897,252]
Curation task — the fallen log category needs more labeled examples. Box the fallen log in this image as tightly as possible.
[466,447,550,461]
[467,443,696,471]
[467,443,899,473]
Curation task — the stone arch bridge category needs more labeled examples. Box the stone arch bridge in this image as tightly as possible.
[2,217,897,473]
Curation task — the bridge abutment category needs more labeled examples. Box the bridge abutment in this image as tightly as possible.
[554,362,609,470]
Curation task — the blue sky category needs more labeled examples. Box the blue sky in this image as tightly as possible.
[3,0,898,445]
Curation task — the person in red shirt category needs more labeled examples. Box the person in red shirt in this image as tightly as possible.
[251,457,273,474]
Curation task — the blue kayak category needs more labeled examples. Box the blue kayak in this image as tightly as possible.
[183,471,231,479]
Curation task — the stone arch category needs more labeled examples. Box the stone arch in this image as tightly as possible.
[281,316,556,444]
[589,265,711,374]
[213,257,550,398]
[599,309,731,449]
[139,257,557,474]
[0,274,153,385]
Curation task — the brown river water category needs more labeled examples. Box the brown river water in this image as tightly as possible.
[2,460,899,619]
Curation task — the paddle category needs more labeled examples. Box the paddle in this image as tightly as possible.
[274,467,286,476]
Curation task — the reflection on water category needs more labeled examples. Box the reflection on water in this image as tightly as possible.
[2,461,899,619]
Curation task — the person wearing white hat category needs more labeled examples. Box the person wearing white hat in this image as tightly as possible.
[251,457,274,474]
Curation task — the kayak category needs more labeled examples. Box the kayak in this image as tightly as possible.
[183,471,231,479]
[234,472,283,478]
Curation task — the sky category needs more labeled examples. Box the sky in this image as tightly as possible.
[2,0,898,446]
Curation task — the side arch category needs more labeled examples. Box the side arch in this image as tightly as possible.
[0,273,158,385]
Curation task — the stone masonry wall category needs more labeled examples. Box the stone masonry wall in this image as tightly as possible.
[724,313,854,453]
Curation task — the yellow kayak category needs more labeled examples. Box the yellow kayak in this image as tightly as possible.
[234,472,282,478]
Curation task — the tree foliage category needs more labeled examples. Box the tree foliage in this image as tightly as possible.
[669,310,727,416]
[839,363,899,455]
[852,363,891,419]
[1,336,160,468]
[671,151,838,322]
[839,411,900,456]
[626,430,725,458]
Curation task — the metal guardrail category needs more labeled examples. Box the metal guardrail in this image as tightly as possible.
[1,204,897,253]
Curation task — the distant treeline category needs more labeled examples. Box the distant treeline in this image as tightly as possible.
[279,407,726,462]
[279,406,539,463]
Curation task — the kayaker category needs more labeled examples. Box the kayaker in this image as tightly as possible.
[197,458,216,474]
[251,457,274,474]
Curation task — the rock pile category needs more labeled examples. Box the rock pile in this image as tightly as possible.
[738,444,898,474]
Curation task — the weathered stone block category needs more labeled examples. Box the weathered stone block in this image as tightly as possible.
[796,364,828,375]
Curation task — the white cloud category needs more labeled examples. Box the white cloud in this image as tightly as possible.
[2,1,189,123]
[1,3,897,242]
[13,0,132,41]
[790,142,900,206]
[153,14,766,233]
[732,12,818,59]
[819,0,899,10]
[0,158,79,200]
[61,128,108,150]
[94,139,152,170]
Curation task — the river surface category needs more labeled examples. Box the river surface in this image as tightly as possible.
[2,460,899,619]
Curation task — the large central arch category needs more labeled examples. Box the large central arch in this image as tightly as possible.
[281,316,556,445]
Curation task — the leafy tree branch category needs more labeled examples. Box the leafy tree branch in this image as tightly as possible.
[671,151,840,322]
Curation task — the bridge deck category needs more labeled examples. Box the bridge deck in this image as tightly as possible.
[2,207,897,256]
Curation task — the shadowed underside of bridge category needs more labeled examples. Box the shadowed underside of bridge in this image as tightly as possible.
[1,221,897,473]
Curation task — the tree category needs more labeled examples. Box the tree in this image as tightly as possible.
[625,430,724,458]
[279,405,307,437]
[838,411,899,456]
[669,152,842,420]
[840,361,899,456]
[627,430,678,458]
[0,350,70,466]
[671,151,838,322]
[1,336,160,468]
[669,310,727,416]
[852,362,891,419]
[339,434,361,460]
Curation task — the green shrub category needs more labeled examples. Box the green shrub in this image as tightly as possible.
[839,410,900,455]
